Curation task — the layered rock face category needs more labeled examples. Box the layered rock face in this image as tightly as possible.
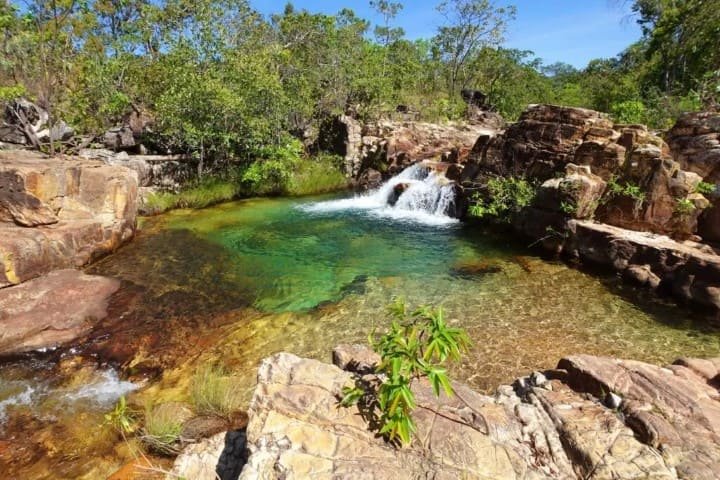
[0,150,137,287]
[462,105,711,239]
[458,104,720,314]
[666,112,720,242]
[320,116,498,190]
[173,347,720,479]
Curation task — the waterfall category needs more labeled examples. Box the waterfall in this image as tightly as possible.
[301,164,460,225]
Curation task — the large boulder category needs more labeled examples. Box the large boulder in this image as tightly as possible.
[0,269,120,356]
[533,164,606,219]
[0,150,138,287]
[667,112,720,183]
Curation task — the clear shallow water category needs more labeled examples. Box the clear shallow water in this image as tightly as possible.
[1,192,720,478]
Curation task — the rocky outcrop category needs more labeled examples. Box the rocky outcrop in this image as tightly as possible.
[0,150,137,287]
[462,105,712,239]
[173,347,720,479]
[564,220,720,314]
[0,269,120,356]
[666,112,720,243]
[320,116,498,189]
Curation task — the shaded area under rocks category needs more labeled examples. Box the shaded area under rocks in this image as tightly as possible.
[172,345,720,480]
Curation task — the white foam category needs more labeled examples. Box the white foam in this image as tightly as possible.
[0,383,38,422]
[62,369,137,405]
[301,164,460,226]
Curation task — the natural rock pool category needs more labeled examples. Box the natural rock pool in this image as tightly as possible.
[2,192,720,478]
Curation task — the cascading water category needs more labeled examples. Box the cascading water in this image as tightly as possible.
[302,163,461,225]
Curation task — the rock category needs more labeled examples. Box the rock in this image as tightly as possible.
[320,115,498,189]
[103,126,136,151]
[0,170,59,226]
[564,220,720,314]
[667,111,720,183]
[170,430,247,480]
[332,344,380,374]
[36,120,74,142]
[356,168,382,190]
[0,269,120,356]
[533,164,606,219]
[0,123,27,145]
[387,182,409,206]
[699,195,720,243]
[181,415,232,442]
[171,350,720,479]
[0,150,138,287]
[559,354,720,479]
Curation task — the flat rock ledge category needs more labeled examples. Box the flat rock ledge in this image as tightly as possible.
[0,150,138,288]
[0,269,120,356]
[171,345,720,480]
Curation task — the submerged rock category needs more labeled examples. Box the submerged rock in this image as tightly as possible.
[0,269,120,356]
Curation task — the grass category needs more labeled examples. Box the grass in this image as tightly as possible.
[142,154,348,215]
[144,177,241,214]
[287,154,348,196]
[141,403,187,456]
[190,365,243,418]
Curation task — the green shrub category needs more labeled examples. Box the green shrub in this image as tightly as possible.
[606,177,645,202]
[144,177,241,214]
[674,198,696,217]
[341,299,470,446]
[104,396,138,437]
[469,177,535,221]
[610,99,646,124]
[191,365,243,418]
[696,181,716,196]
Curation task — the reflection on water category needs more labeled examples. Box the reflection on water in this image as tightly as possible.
[1,194,719,478]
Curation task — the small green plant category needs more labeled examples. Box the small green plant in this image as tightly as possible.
[341,299,470,446]
[286,154,348,196]
[191,365,243,418]
[559,200,577,216]
[469,177,535,221]
[674,197,696,217]
[696,181,716,196]
[141,403,186,455]
[104,396,139,436]
[606,177,645,202]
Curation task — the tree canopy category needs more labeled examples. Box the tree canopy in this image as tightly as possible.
[1,0,717,165]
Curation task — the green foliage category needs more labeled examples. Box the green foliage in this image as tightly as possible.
[144,174,242,213]
[190,365,243,418]
[611,100,646,124]
[559,201,577,216]
[104,396,138,436]
[606,177,646,202]
[287,154,348,196]
[468,177,535,221]
[0,84,25,101]
[674,198,696,217]
[341,299,470,446]
[695,182,716,196]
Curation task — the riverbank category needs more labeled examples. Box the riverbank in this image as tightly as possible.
[171,345,720,479]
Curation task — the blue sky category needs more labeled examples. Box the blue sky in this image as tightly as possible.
[254,1,642,68]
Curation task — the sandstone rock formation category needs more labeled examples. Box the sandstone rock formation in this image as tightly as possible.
[461,104,712,239]
[172,346,720,479]
[0,150,137,287]
[320,116,498,190]
[666,112,720,243]
[0,269,120,356]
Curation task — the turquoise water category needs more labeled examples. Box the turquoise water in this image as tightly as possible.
[2,192,720,478]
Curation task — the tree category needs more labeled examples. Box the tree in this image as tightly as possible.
[433,0,516,97]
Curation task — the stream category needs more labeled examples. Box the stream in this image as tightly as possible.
[1,165,719,478]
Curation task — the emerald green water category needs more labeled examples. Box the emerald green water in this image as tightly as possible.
[2,194,720,479]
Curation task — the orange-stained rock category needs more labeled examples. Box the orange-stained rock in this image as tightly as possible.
[0,150,137,287]
[0,269,120,356]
